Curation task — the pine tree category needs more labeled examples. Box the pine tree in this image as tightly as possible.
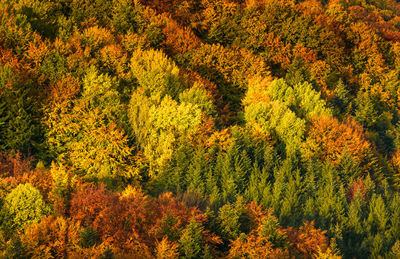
[179,219,204,259]
[217,200,244,241]
[79,226,99,248]
[367,194,388,233]
[1,80,41,155]
[333,79,351,116]
[233,149,252,194]
[388,193,400,241]
[0,96,9,150]
[187,149,207,194]
[218,152,237,203]
[280,170,303,226]
[244,162,264,203]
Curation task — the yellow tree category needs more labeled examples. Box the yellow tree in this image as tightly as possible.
[130,48,183,98]
[129,91,202,171]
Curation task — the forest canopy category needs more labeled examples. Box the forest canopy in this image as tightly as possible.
[2,0,400,258]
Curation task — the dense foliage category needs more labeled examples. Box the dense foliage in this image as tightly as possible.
[2,0,400,258]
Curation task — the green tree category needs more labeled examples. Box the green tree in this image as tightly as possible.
[0,65,42,156]
[179,219,204,259]
[79,226,99,248]
[111,0,143,34]
[333,79,351,117]
[70,0,113,26]
[217,198,248,241]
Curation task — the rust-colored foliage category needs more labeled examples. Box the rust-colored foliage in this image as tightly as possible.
[228,233,283,259]
[304,116,372,169]
[346,178,367,202]
[0,47,29,76]
[0,152,32,179]
[47,74,81,104]
[70,183,118,225]
[98,44,129,77]
[246,202,274,228]
[188,114,216,148]
[183,70,219,101]
[24,40,51,70]
[263,32,292,70]
[285,221,330,258]
[22,216,82,258]
[70,184,218,255]
[160,15,202,55]
[0,152,52,200]
[139,0,181,15]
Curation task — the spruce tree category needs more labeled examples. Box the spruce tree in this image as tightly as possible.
[179,219,204,259]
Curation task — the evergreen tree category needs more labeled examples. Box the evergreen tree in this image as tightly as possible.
[0,65,42,155]
[333,79,351,117]
[187,148,207,194]
[217,199,245,241]
[111,0,142,34]
[179,219,204,259]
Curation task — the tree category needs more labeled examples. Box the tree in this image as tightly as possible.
[130,48,183,99]
[69,183,117,226]
[0,65,42,155]
[179,84,216,117]
[303,115,372,171]
[156,237,179,259]
[21,216,81,258]
[81,67,122,120]
[1,183,50,231]
[228,232,278,259]
[285,221,331,258]
[70,0,113,26]
[45,73,134,182]
[2,0,60,39]
[182,43,269,122]
[267,79,332,119]
[50,162,77,215]
[48,106,134,181]
[111,0,142,34]
[229,203,289,258]
[244,101,305,155]
[179,219,204,259]
[129,91,202,171]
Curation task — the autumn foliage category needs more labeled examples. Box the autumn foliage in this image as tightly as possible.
[3,0,400,257]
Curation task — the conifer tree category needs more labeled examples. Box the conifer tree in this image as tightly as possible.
[218,204,240,241]
[179,219,204,259]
